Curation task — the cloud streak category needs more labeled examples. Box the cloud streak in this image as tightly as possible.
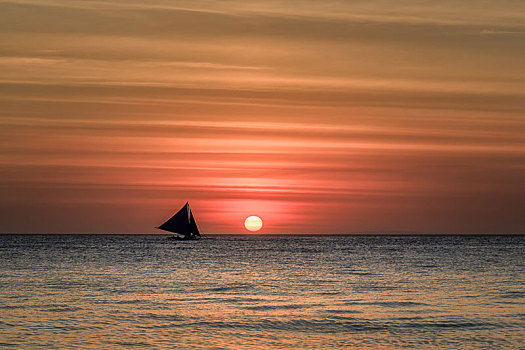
[1,0,524,233]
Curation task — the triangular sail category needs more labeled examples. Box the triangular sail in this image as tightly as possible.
[157,202,201,239]
[157,203,190,235]
[189,210,200,237]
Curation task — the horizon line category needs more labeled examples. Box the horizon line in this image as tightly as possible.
[1,232,523,236]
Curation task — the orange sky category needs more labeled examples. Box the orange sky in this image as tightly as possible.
[1,0,524,233]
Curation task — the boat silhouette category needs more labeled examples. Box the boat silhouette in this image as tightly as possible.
[156,202,201,240]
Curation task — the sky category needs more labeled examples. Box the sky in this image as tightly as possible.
[1,0,524,234]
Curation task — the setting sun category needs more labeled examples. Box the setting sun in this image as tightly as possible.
[244,216,263,232]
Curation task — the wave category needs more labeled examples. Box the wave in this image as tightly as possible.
[185,317,501,333]
[240,303,314,311]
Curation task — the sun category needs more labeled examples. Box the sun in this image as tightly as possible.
[244,216,263,232]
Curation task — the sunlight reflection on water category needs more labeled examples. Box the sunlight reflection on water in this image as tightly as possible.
[0,234,523,349]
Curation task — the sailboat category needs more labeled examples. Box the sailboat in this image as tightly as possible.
[156,202,201,240]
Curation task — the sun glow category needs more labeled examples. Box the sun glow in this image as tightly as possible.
[244,216,263,232]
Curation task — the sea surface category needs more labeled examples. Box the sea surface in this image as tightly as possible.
[0,234,523,349]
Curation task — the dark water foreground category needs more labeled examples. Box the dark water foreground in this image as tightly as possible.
[0,234,523,349]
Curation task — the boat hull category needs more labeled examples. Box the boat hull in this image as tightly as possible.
[168,235,200,241]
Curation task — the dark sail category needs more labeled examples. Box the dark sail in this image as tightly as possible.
[157,202,190,236]
[157,202,201,239]
[189,210,200,237]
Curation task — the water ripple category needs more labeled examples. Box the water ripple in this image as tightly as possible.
[0,234,523,349]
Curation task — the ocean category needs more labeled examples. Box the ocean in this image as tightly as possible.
[0,234,523,349]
